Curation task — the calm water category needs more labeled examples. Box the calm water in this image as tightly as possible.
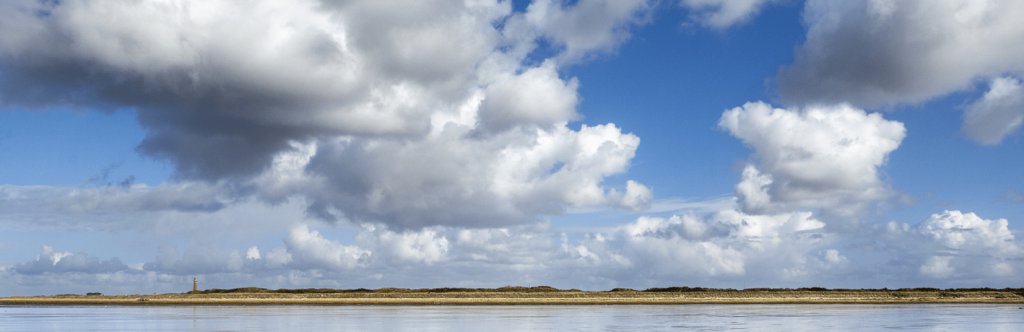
[2,304,1022,331]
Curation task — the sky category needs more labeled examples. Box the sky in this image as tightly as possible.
[0,0,1022,296]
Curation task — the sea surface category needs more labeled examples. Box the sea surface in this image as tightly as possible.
[2,304,1022,331]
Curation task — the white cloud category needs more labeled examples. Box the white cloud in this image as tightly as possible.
[962,76,1024,145]
[14,246,130,275]
[920,256,955,279]
[820,249,849,267]
[719,102,906,218]
[0,122,645,233]
[250,141,322,204]
[357,225,449,265]
[478,60,580,132]
[916,210,1019,258]
[610,180,655,212]
[263,247,293,268]
[522,0,654,63]
[305,122,648,229]
[885,210,1022,280]
[733,165,772,214]
[0,0,653,230]
[779,0,1024,108]
[680,0,778,28]
[603,209,840,283]
[777,0,1024,145]
[135,224,370,274]
[281,225,369,271]
[4,206,1022,295]
[245,246,261,260]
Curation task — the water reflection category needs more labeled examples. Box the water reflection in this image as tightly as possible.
[1,304,1021,331]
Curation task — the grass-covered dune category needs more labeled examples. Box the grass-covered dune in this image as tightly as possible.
[3,286,1023,305]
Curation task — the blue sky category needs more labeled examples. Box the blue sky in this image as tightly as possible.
[1,0,1022,296]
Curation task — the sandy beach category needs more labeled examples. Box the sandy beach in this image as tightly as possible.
[3,287,1022,305]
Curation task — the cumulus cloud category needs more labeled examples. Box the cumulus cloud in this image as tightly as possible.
[5,205,1022,295]
[138,225,370,275]
[270,211,838,286]
[282,224,370,271]
[916,211,1019,258]
[719,102,906,219]
[778,0,1024,108]
[679,0,778,28]
[884,210,1022,280]
[478,60,580,132]
[520,0,654,63]
[611,210,831,280]
[304,123,648,229]
[0,0,652,230]
[962,76,1024,145]
[14,246,130,275]
[356,225,450,265]
[245,246,261,260]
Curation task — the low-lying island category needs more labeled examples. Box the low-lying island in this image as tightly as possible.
[3,286,1023,305]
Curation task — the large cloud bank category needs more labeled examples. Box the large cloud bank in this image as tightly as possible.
[778,0,1024,144]
[0,0,656,229]
[5,205,1019,295]
[1,0,1022,296]
[6,100,1020,296]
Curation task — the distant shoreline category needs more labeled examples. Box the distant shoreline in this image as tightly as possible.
[3,286,1023,305]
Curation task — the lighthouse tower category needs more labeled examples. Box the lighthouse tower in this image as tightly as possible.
[193,278,197,292]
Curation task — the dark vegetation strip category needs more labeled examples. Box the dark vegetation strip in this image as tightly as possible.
[187,286,1024,295]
